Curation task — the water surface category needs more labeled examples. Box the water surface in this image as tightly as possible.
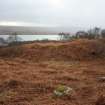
[0,35,60,41]
[18,35,59,41]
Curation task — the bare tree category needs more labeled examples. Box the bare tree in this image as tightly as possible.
[93,27,101,39]
[7,32,22,43]
[76,31,88,39]
[101,29,105,38]
[87,27,101,39]
[59,32,70,41]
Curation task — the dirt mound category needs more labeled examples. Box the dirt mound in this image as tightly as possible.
[0,39,105,61]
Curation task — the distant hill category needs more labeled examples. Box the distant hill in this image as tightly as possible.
[0,26,86,35]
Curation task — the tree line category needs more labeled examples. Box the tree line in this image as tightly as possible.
[59,27,105,40]
[0,32,22,46]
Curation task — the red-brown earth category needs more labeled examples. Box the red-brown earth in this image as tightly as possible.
[0,39,105,105]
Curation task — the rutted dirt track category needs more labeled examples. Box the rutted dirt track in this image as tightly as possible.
[0,39,105,105]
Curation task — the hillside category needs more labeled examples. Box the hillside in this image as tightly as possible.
[0,39,105,105]
[0,26,84,35]
[0,39,105,61]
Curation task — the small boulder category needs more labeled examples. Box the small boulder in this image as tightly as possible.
[53,85,73,97]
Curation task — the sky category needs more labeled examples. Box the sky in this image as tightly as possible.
[0,0,105,28]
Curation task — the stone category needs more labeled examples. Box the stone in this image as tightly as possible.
[53,85,73,97]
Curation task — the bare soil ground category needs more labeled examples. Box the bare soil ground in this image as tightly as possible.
[0,39,105,105]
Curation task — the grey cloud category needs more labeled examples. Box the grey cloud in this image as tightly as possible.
[0,0,105,27]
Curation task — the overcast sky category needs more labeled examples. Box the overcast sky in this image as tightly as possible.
[0,0,105,28]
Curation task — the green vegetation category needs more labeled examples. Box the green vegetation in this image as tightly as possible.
[54,85,73,97]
